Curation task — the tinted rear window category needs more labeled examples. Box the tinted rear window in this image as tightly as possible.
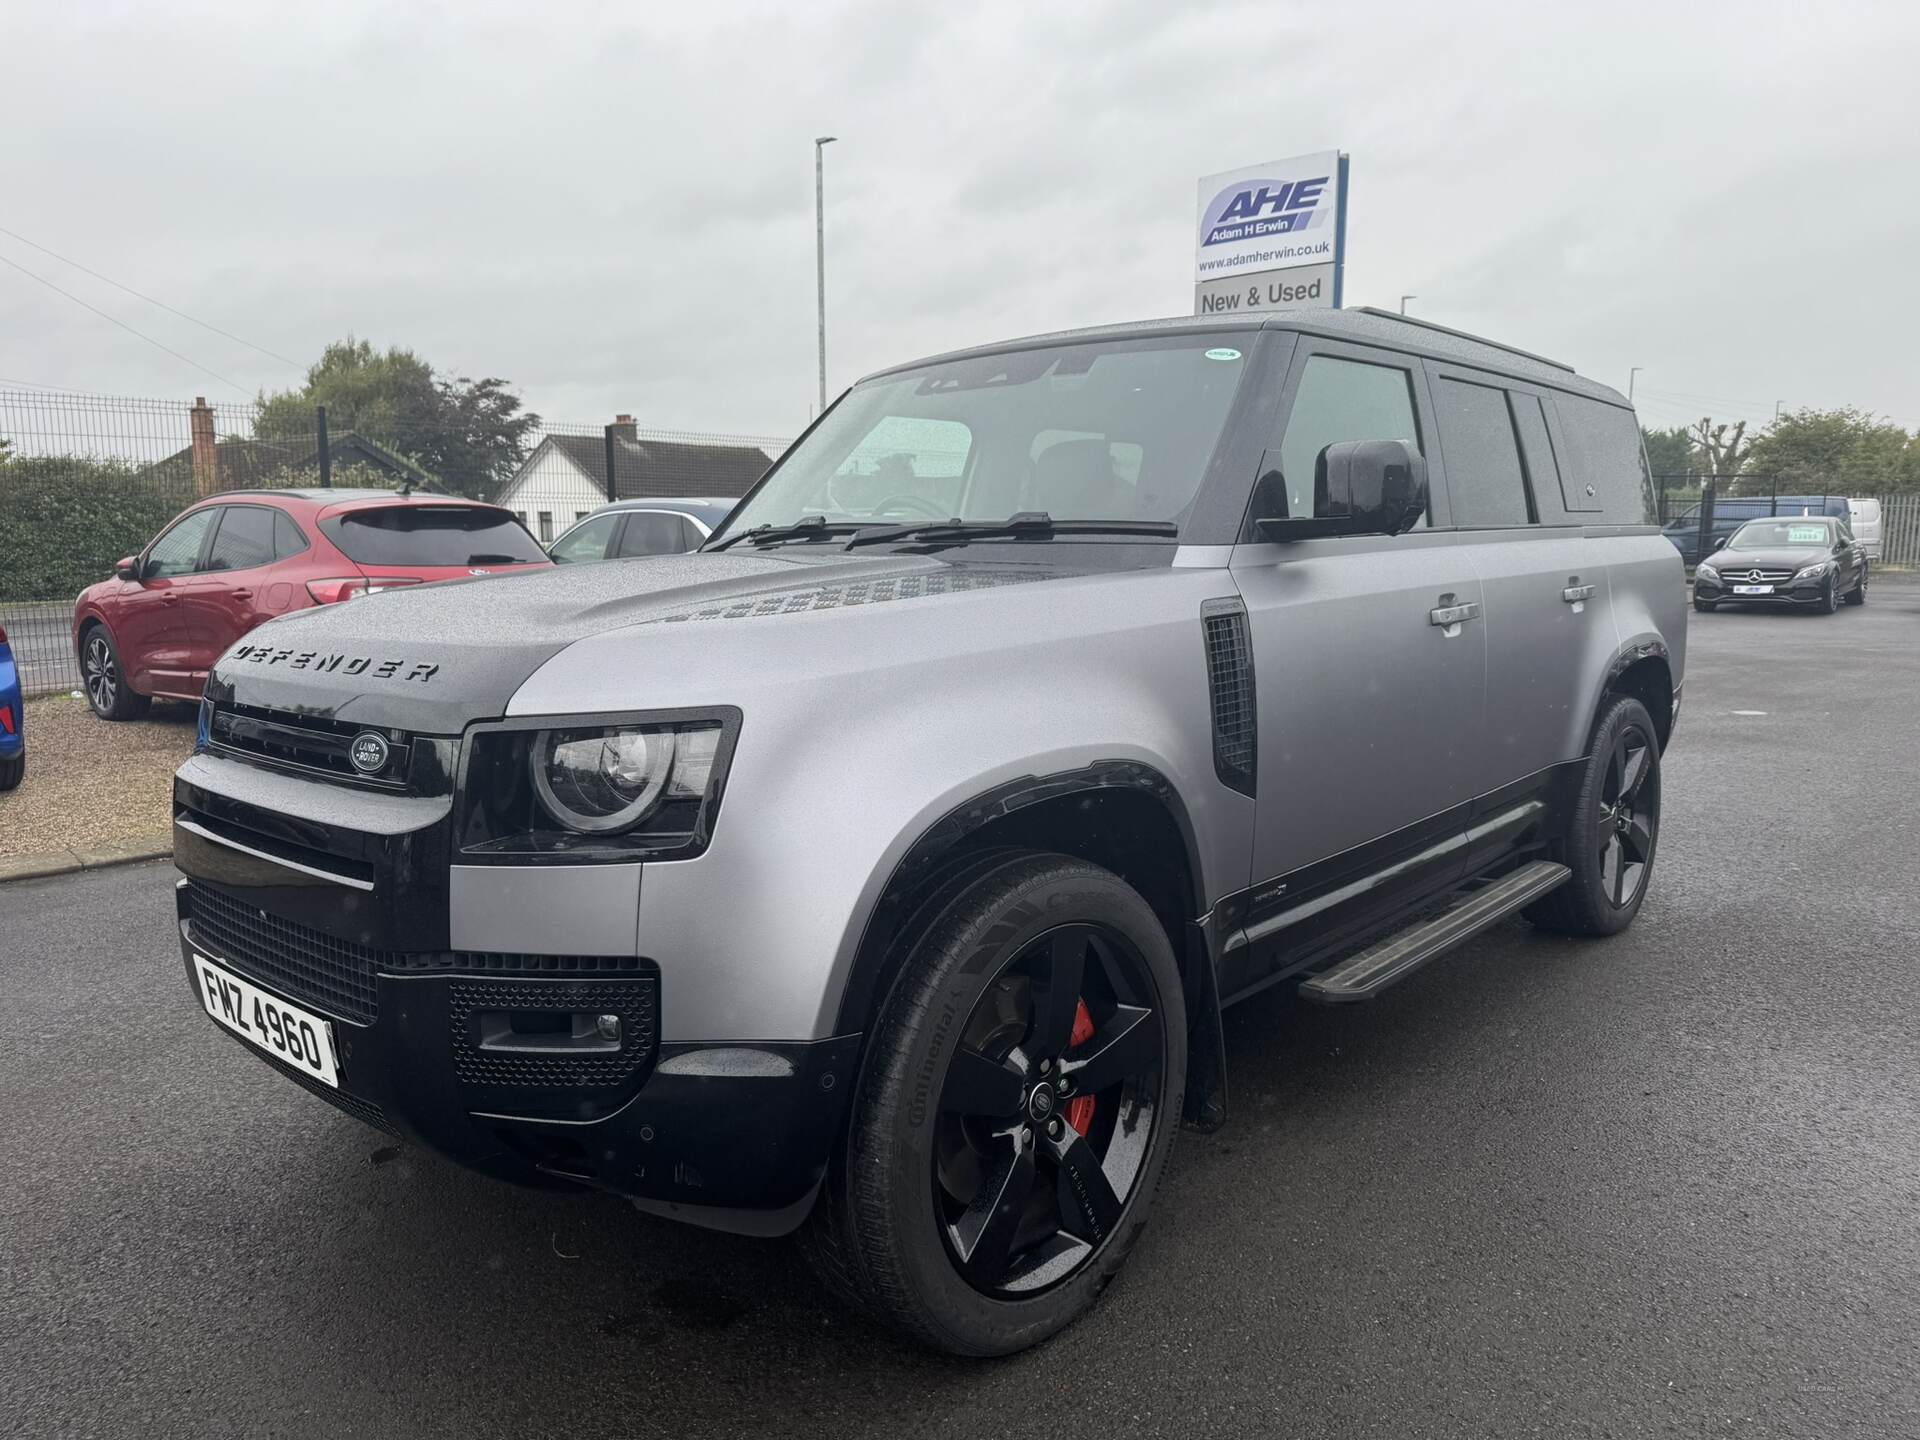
[321,506,548,566]
[1552,396,1656,524]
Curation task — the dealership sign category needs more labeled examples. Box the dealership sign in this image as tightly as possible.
[1194,151,1348,315]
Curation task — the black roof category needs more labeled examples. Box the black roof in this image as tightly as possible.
[865,308,1626,406]
[539,434,772,501]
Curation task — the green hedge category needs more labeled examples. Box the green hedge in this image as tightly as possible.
[0,458,188,603]
[0,458,401,603]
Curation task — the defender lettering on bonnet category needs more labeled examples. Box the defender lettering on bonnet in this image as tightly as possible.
[229,644,439,683]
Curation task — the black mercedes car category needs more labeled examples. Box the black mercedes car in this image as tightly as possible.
[1692,516,1868,613]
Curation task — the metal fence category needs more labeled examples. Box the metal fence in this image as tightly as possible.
[1650,474,1920,567]
[0,386,788,697]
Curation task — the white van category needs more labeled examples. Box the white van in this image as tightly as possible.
[1849,498,1883,559]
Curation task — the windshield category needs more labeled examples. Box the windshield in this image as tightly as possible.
[321,506,549,566]
[1727,519,1835,550]
[710,333,1254,543]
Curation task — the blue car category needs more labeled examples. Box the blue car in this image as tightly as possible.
[0,620,22,790]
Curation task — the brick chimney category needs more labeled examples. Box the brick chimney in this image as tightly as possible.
[189,396,219,496]
[610,413,638,442]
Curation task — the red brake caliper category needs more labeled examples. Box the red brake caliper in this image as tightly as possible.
[1065,1000,1097,1136]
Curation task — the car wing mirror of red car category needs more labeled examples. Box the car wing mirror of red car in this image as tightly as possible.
[115,555,141,583]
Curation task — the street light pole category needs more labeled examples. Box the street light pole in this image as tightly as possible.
[1399,294,1416,314]
[814,135,837,415]
[1628,367,1642,401]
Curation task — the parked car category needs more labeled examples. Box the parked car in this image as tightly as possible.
[72,489,551,720]
[1848,497,1883,560]
[1662,493,1851,567]
[0,621,23,791]
[1692,515,1867,612]
[547,498,736,564]
[168,309,1685,1355]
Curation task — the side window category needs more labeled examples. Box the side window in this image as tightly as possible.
[1552,395,1656,523]
[675,514,706,549]
[549,513,619,564]
[1508,395,1562,519]
[273,511,310,559]
[1275,355,1422,522]
[1433,379,1533,528]
[205,505,278,572]
[616,511,694,558]
[143,508,218,579]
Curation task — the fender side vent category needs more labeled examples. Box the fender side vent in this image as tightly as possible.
[1201,599,1256,797]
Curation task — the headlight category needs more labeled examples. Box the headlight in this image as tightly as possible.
[531,725,714,833]
[457,710,740,861]
[1694,563,1719,582]
[1794,560,1834,580]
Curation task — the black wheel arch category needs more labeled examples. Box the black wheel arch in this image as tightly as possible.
[1601,636,1675,752]
[834,761,1227,1128]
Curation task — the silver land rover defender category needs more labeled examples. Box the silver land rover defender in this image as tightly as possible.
[172,308,1684,1355]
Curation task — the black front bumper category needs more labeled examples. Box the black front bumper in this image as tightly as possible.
[175,879,858,1230]
[1695,577,1830,605]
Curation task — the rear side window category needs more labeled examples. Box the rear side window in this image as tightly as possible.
[273,511,309,559]
[206,505,278,572]
[1434,379,1533,527]
[1552,396,1657,524]
[549,513,619,563]
[321,506,548,566]
[616,511,698,557]
[1276,355,1423,521]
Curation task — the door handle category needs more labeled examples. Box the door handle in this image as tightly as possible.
[161,592,180,603]
[1562,584,1596,603]
[229,589,253,600]
[1429,601,1480,627]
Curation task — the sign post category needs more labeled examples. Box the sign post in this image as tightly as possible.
[1194,151,1348,315]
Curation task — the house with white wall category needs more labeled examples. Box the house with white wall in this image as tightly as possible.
[495,416,780,543]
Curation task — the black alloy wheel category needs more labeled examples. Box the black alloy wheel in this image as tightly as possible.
[802,851,1186,1356]
[932,922,1164,1296]
[1820,578,1840,614]
[1593,721,1657,912]
[1526,694,1662,936]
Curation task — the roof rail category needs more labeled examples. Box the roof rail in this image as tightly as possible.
[1352,307,1575,374]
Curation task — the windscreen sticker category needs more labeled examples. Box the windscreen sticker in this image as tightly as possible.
[1787,525,1827,543]
[1204,348,1243,362]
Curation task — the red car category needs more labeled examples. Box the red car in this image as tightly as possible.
[72,489,551,719]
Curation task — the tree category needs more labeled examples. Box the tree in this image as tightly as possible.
[1640,426,1693,478]
[1743,406,1911,496]
[255,338,540,499]
[1689,417,1751,487]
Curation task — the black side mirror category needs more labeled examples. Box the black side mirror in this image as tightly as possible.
[1257,439,1428,541]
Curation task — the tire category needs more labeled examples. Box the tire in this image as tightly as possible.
[1526,695,1661,937]
[1844,568,1867,606]
[802,850,1186,1356]
[1819,578,1840,615]
[0,753,20,791]
[79,624,149,721]
[1692,595,1716,613]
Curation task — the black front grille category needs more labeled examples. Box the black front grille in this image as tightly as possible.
[184,884,653,1030]
[1717,567,1794,583]
[1202,600,1257,796]
[188,884,384,1024]
[210,702,415,787]
[448,979,659,1088]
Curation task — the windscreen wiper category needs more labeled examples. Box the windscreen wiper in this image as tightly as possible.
[709,516,865,551]
[843,512,1180,549]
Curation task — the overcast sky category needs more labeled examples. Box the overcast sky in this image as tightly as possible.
[4,0,1916,444]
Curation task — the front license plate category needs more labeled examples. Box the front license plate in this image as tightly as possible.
[1732,584,1774,594]
[193,954,340,1088]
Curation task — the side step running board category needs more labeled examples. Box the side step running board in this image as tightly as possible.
[1298,860,1571,1005]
